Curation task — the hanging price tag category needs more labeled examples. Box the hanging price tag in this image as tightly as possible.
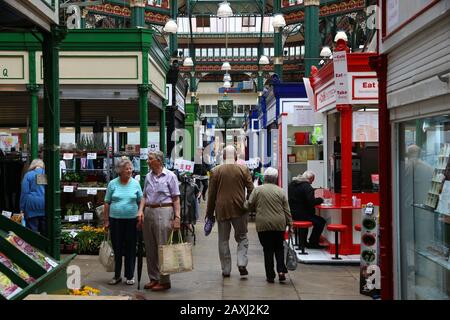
[83,212,94,220]
[63,153,74,160]
[63,185,74,193]
[2,210,12,219]
[87,188,97,195]
[140,148,148,160]
[69,230,78,238]
[87,153,97,160]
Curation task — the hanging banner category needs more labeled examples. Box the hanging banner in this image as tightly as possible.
[333,51,349,104]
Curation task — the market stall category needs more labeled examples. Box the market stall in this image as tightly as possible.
[305,33,380,262]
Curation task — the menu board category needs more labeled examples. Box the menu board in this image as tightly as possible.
[353,111,378,142]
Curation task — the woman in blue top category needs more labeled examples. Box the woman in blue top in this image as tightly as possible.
[103,158,143,285]
[20,159,46,234]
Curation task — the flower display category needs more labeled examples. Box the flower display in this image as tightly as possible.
[68,285,100,296]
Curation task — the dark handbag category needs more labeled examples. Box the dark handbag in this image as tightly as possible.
[285,236,298,271]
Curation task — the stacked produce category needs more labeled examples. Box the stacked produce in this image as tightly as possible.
[0,253,35,284]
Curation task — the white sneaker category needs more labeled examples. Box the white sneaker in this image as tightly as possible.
[126,278,135,285]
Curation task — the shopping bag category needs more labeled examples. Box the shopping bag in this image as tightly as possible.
[159,230,193,274]
[285,236,298,271]
[99,232,115,272]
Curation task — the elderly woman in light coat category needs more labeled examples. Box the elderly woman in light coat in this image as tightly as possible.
[245,167,293,283]
[103,157,143,285]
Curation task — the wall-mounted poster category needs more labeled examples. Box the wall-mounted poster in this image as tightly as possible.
[352,111,378,142]
[0,135,19,151]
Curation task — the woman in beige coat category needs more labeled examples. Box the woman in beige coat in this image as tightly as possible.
[245,167,293,283]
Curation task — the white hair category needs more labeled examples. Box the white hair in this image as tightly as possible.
[115,157,133,174]
[223,145,237,164]
[263,167,278,184]
[29,159,45,171]
[302,171,315,181]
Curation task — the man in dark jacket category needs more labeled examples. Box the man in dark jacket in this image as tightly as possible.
[288,171,326,249]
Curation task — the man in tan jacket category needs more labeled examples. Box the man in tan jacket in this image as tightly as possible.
[206,145,254,277]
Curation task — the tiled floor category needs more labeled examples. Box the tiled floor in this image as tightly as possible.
[68,201,372,300]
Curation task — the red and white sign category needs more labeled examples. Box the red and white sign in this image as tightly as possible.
[316,82,336,112]
[174,159,194,173]
[353,77,378,100]
[333,51,349,104]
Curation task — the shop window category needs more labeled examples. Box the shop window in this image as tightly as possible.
[221,48,227,57]
[214,48,220,57]
[196,16,210,28]
[398,115,450,299]
[242,15,256,27]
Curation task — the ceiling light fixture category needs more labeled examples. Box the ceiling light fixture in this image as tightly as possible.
[217,1,233,18]
[163,19,178,34]
[258,55,270,65]
[272,14,286,29]
[320,46,332,58]
[183,56,194,67]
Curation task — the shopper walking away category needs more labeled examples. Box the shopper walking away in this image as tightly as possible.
[103,158,143,285]
[139,150,181,291]
[288,171,325,249]
[206,145,254,277]
[245,167,293,283]
[20,159,46,234]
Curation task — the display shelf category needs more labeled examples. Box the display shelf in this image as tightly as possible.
[288,162,307,165]
[416,249,450,271]
[412,203,450,217]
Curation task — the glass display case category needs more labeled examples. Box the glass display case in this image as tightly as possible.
[398,115,450,300]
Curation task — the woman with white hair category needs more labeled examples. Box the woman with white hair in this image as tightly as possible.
[103,157,143,285]
[20,159,46,234]
[245,167,293,283]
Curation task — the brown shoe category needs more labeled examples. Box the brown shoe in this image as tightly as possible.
[151,283,171,291]
[144,280,159,290]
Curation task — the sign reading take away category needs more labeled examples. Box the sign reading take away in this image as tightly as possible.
[333,51,349,104]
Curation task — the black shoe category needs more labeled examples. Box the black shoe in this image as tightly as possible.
[238,266,248,276]
[266,278,275,283]
[306,242,327,249]
[108,277,122,285]
[222,273,230,278]
[278,273,286,282]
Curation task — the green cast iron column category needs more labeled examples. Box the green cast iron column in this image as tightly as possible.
[139,84,151,186]
[169,0,178,57]
[258,43,264,92]
[185,103,196,161]
[131,0,146,28]
[42,25,65,259]
[74,101,81,171]
[304,0,320,76]
[81,9,87,28]
[27,50,39,160]
[273,0,283,79]
[160,101,167,156]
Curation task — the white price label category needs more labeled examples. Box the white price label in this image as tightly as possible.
[87,188,97,195]
[45,257,58,268]
[69,231,78,238]
[87,153,97,160]
[2,210,12,219]
[63,153,74,160]
[68,215,80,222]
[140,148,148,160]
[83,212,93,220]
[63,185,74,193]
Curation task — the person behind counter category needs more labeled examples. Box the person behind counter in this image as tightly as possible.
[288,171,326,249]
[20,159,46,234]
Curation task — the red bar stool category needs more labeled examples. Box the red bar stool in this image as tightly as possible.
[327,224,347,260]
[292,221,313,255]
[355,224,361,232]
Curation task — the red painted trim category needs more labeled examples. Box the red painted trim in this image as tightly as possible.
[382,0,440,42]
[369,54,393,300]
[352,75,379,100]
